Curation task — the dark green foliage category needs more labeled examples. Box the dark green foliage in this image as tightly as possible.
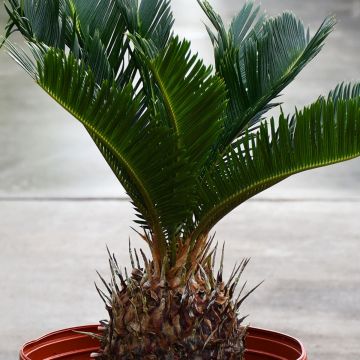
[2,0,360,262]
[198,0,336,155]
[329,82,360,102]
[35,47,201,260]
[192,97,360,240]
[132,36,227,167]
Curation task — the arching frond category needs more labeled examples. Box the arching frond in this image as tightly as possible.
[193,91,360,240]
[2,0,174,88]
[132,36,227,167]
[329,82,360,102]
[2,0,360,273]
[9,45,201,264]
[3,0,79,50]
[5,25,228,263]
[198,0,335,156]
[229,2,265,45]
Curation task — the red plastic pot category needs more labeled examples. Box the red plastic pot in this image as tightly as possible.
[245,327,307,360]
[19,325,307,360]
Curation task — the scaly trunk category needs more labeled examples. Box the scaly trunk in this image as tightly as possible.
[92,237,251,359]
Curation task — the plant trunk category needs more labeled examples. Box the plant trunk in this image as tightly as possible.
[96,255,248,359]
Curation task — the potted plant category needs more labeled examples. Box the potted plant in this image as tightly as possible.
[1,0,359,359]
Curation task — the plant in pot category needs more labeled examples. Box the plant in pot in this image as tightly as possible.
[1,0,360,359]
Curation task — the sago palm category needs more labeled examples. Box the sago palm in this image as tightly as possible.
[2,0,360,359]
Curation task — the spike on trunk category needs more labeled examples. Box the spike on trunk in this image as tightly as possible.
[96,236,252,359]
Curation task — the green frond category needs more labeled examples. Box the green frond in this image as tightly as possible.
[82,29,113,84]
[3,40,40,79]
[9,46,197,262]
[3,0,360,272]
[138,0,174,49]
[22,0,62,45]
[73,0,127,82]
[2,0,174,87]
[3,0,57,45]
[2,0,78,50]
[222,12,335,146]
[132,36,227,167]
[199,0,336,157]
[328,82,360,102]
[197,0,264,49]
[193,89,360,241]
[25,41,209,263]
[229,2,265,45]
[197,0,227,46]
[35,50,160,235]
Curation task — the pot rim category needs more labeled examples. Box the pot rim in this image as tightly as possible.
[245,326,306,359]
[20,324,307,360]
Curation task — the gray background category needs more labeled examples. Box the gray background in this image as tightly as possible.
[0,1,360,359]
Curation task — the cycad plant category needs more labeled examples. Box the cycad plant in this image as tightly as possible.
[2,0,360,359]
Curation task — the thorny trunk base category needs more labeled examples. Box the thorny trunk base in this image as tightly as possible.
[89,241,258,359]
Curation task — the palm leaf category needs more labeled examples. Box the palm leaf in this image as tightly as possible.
[2,0,174,88]
[3,0,60,46]
[229,2,264,45]
[132,36,227,167]
[192,89,360,241]
[9,45,200,261]
[35,49,161,237]
[3,0,360,270]
[197,0,264,51]
[198,0,335,155]
[3,0,80,51]
[328,82,360,102]
[73,0,126,84]
[138,0,174,49]
[8,29,227,259]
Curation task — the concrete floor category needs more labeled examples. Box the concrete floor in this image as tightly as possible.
[0,1,360,359]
